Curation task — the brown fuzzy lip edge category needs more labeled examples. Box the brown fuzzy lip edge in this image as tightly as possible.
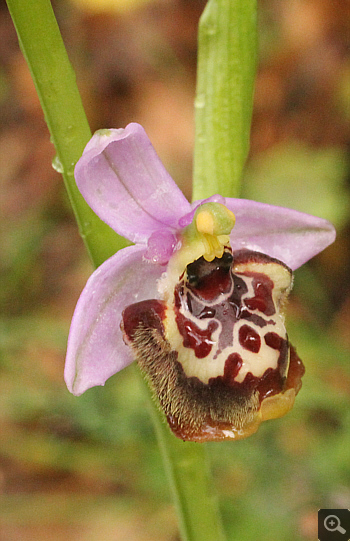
[122,299,305,442]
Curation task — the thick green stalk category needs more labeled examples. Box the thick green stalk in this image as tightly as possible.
[6,1,225,540]
[154,424,225,541]
[192,0,257,200]
[6,0,124,266]
[139,372,225,541]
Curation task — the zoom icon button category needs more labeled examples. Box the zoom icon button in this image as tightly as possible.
[319,509,350,541]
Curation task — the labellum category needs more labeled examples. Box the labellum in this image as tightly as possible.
[122,248,305,442]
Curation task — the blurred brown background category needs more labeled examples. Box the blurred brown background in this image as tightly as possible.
[0,0,349,540]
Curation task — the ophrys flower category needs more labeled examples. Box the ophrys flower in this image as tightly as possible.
[65,123,336,441]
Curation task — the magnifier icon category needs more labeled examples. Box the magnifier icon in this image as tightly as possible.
[324,515,347,534]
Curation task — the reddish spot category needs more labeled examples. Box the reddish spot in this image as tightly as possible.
[256,345,305,402]
[264,332,283,350]
[176,317,217,358]
[222,353,243,385]
[255,332,289,400]
[186,253,233,302]
[199,307,216,319]
[191,269,231,302]
[265,332,289,377]
[256,368,284,401]
[122,299,166,341]
[285,345,305,395]
[239,325,261,353]
[244,275,275,316]
[174,286,218,358]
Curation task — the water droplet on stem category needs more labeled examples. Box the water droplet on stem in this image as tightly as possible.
[52,155,64,173]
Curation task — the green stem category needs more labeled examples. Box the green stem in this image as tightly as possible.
[192,0,257,200]
[139,372,225,541]
[6,0,124,267]
[6,1,225,539]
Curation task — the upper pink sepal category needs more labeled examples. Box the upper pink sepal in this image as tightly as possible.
[74,123,191,244]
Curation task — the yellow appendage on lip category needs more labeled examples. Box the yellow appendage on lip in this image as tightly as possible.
[193,203,235,262]
[195,210,216,235]
[195,206,235,236]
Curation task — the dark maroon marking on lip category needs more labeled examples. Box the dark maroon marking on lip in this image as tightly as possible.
[199,307,216,319]
[255,367,285,400]
[174,283,185,309]
[210,350,287,403]
[238,308,274,328]
[239,325,261,353]
[209,330,293,402]
[264,332,284,350]
[122,299,166,341]
[174,250,290,358]
[221,353,243,385]
[208,354,287,403]
[228,274,248,316]
[285,345,305,395]
[176,316,218,358]
[174,286,220,358]
[243,274,276,316]
[186,252,233,302]
[179,268,249,356]
[264,331,290,380]
[256,343,305,401]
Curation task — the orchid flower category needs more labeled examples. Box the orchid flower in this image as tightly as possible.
[65,122,336,442]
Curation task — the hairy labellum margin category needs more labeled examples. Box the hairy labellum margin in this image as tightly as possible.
[122,250,305,442]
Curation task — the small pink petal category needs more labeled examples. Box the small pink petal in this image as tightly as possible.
[65,245,165,395]
[144,230,178,264]
[225,198,336,269]
[75,123,191,243]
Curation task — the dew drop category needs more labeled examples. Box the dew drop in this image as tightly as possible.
[195,94,206,109]
[52,155,64,173]
[206,24,217,36]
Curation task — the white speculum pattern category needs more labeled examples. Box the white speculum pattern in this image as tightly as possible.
[165,255,292,386]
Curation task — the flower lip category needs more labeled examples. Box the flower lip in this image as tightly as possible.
[122,248,305,442]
